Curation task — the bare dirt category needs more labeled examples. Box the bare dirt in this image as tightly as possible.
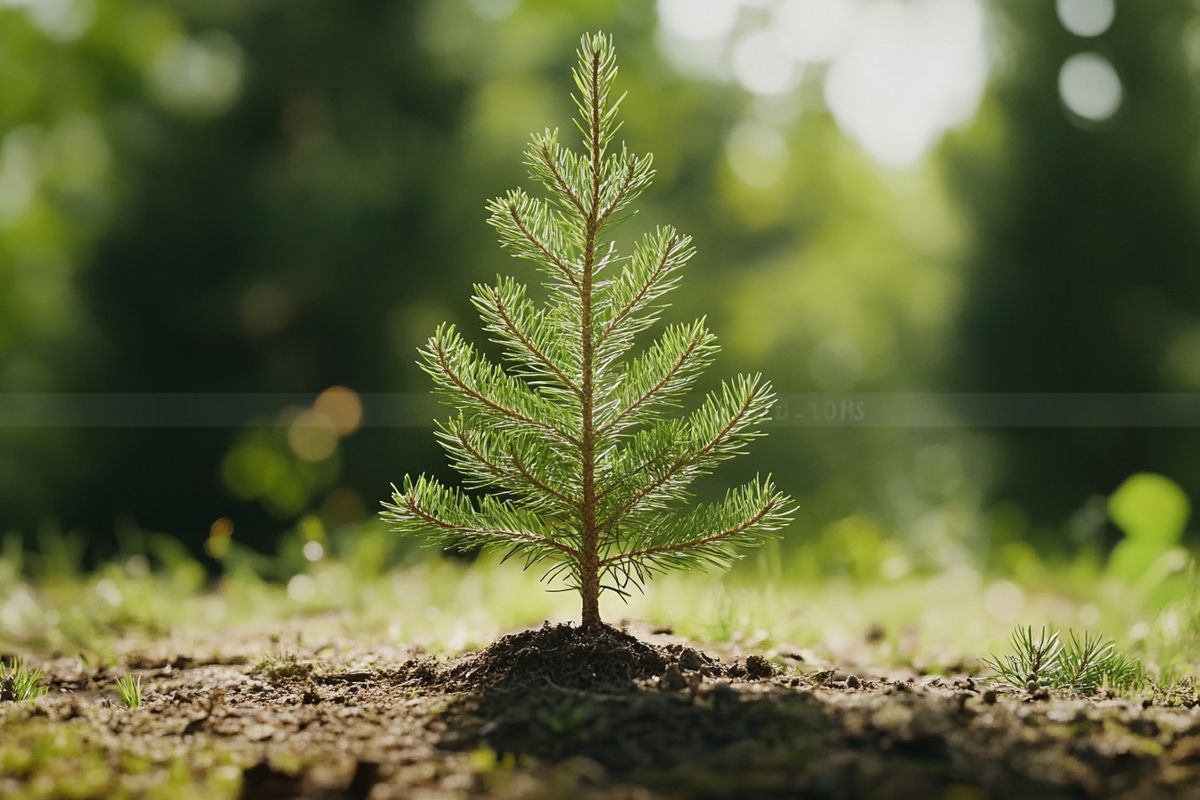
[3,623,1200,799]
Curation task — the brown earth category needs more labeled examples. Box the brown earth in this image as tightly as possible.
[3,623,1200,799]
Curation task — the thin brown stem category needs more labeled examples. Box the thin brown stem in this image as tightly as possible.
[579,46,604,630]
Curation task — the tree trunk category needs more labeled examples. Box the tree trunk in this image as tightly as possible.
[580,567,601,628]
[577,46,605,631]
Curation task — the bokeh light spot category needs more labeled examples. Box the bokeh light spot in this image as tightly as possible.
[726,122,789,188]
[467,0,518,21]
[1058,52,1122,122]
[315,385,363,437]
[287,409,338,462]
[0,128,39,225]
[23,0,95,42]
[773,0,859,63]
[302,540,324,562]
[1056,0,1115,38]
[150,33,244,117]
[287,574,316,602]
[732,31,801,96]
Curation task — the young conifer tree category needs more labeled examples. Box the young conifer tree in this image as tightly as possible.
[382,33,794,628]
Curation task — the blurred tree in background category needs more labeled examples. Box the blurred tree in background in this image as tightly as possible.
[948,0,1200,548]
[0,0,1197,564]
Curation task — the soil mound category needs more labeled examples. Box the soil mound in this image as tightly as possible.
[445,623,669,691]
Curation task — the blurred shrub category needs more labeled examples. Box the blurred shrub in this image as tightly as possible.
[1107,473,1191,583]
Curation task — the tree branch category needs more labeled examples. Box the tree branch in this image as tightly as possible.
[506,202,580,290]
[492,292,581,396]
[599,497,779,567]
[600,328,705,433]
[431,339,580,447]
[595,234,681,348]
[598,158,638,225]
[511,451,577,510]
[538,140,588,217]
[597,387,755,530]
[398,492,578,558]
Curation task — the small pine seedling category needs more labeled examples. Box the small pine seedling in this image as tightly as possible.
[0,658,49,702]
[985,625,1146,693]
[115,674,142,708]
[381,32,794,628]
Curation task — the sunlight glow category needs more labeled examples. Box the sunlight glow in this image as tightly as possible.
[655,0,992,168]
[824,0,988,167]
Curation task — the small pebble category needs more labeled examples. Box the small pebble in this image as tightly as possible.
[982,689,998,705]
[846,674,861,689]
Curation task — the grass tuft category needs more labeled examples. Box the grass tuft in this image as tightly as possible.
[0,658,49,702]
[115,674,142,708]
[254,653,314,682]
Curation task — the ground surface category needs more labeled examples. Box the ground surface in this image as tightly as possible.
[3,621,1199,799]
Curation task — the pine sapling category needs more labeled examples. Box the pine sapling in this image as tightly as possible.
[985,625,1147,693]
[382,33,794,628]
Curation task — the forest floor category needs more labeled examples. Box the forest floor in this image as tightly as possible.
[3,618,1199,799]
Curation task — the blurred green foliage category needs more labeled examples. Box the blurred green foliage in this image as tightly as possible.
[0,0,1196,573]
[1107,472,1191,585]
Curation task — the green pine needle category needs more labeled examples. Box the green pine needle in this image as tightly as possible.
[381,32,794,625]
